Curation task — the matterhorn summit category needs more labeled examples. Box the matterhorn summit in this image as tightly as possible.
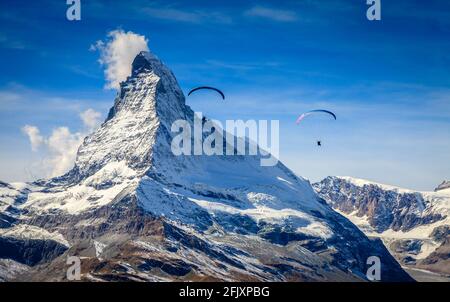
[0,51,412,281]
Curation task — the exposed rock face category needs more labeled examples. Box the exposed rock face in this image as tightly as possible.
[0,237,67,266]
[430,225,450,242]
[0,51,413,282]
[314,176,450,277]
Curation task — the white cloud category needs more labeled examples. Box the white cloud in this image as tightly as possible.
[245,6,298,22]
[80,108,102,130]
[43,127,84,177]
[22,109,102,178]
[21,125,44,151]
[91,30,149,90]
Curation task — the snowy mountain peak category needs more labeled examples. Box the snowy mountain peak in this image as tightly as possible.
[67,50,190,182]
[131,51,162,74]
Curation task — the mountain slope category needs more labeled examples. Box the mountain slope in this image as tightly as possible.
[314,176,450,277]
[0,51,412,282]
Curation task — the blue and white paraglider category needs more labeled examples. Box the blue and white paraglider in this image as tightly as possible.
[296,109,336,124]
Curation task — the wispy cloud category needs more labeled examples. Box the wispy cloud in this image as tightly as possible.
[67,65,102,80]
[141,6,232,24]
[244,6,298,22]
[0,84,111,113]
[0,32,27,50]
[21,125,44,152]
[204,60,282,72]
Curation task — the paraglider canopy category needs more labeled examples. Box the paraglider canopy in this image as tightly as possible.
[188,86,225,100]
[296,109,336,124]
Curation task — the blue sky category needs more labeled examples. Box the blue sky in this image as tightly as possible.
[0,0,449,190]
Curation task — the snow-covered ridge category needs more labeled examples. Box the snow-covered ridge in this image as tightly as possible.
[335,176,450,211]
[339,176,450,198]
[337,176,419,194]
[21,161,138,214]
[0,182,35,209]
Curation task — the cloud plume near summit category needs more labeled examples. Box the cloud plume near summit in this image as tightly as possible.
[91,30,149,90]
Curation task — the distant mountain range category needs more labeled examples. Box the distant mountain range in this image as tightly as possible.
[314,176,450,277]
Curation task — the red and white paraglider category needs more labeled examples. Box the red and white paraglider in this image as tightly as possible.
[296,109,337,147]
